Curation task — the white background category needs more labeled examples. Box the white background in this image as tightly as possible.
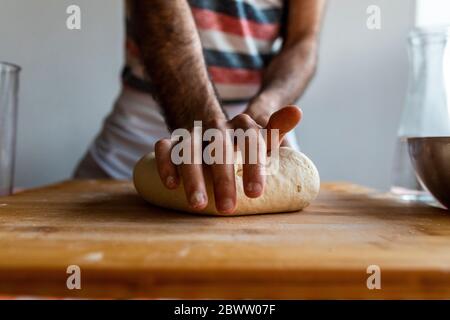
[416,0,450,27]
[0,0,425,190]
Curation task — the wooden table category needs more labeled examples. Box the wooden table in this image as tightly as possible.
[0,180,449,299]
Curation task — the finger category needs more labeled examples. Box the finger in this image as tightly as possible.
[154,139,179,189]
[180,162,208,211]
[210,130,237,214]
[266,105,302,153]
[242,133,266,198]
[179,133,208,211]
[232,114,266,199]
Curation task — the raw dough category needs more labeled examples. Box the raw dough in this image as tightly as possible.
[133,147,320,216]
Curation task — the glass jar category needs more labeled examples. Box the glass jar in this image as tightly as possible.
[391,27,450,201]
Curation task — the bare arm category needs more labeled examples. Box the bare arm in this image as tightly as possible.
[246,0,327,126]
[131,0,226,130]
[133,0,241,214]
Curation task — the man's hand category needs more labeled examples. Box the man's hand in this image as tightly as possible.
[154,106,302,214]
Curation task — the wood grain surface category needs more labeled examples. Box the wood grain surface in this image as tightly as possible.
[0,180,449,299]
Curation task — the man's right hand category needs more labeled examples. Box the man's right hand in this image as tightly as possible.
[154,106,302,214]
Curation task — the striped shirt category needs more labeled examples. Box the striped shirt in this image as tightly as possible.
[123,0,287,104]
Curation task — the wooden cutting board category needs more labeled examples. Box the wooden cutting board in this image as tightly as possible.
[0,180,449,299]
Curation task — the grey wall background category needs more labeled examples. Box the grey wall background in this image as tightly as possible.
[0,0,415,190]
[298,0,414,190]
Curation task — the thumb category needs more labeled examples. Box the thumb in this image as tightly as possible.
[266,105,302,152]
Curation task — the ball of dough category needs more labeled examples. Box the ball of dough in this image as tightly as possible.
[133,147,320,216]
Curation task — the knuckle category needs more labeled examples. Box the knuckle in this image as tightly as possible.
[205,118,227,130]
[233,113,254,127]
[155,139,171,152]
[248,163,265,173]
[214,176,235,189]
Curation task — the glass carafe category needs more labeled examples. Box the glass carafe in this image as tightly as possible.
[391,27,450,201]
